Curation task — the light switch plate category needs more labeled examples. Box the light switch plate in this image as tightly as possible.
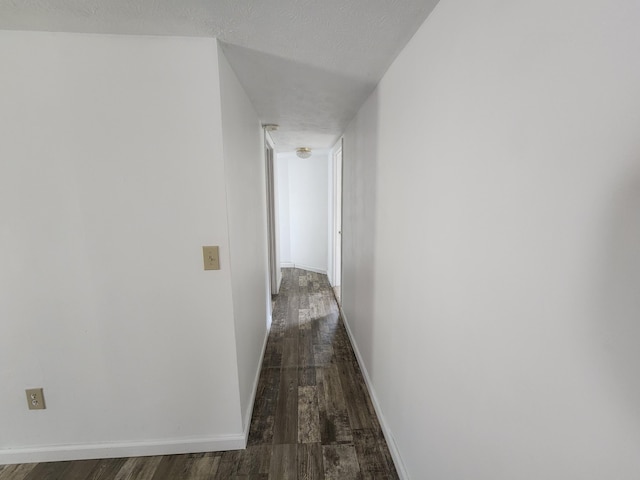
[203,246,220,270]
[26,388,46,410]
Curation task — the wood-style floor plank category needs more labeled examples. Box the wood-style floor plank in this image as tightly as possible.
[269,444,297,480]
[0,463,37,480]
[247,365,279,446]
[353,429,399,479]
[297,386,321,443]
[297,443,323,480]
[212,450,239,479]
[273,366,299,444]
[322,444,362,480]
[185,453,221,479]
[281,335,299,369]
[59,459,100,480]
[23,461,71,480]
[113,456,163,480]
[313,344,334,366]
[1,268,398,480]
[317,365,353,444]
[298,366,316,387]
[236,445,270,476]
[298,324,315,367]
[338,360,375,431]
[85,458,128,480]
[152,454,191,480]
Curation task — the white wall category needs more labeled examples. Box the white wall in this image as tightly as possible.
[277,151,329,273]
[217,45,269,433]
[342,0,640,478]
[0,31,247,463]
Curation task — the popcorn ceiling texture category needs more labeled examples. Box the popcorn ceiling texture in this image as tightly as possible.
[0,0,440,151]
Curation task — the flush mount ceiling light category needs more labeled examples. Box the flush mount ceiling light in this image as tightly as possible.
[296,147,312,159]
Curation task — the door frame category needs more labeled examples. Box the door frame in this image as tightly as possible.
[329,138,343,290]
[264,131,280,295]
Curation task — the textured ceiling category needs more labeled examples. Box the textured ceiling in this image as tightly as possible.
[0,0,440,152]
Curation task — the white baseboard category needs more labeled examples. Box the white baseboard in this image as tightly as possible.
[242,326,270,441]
[292,264,327,275]
[0,434,245,465]
[339,308,410,480]
[280,263,327,275]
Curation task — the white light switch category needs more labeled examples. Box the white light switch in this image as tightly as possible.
[203,246,220,270]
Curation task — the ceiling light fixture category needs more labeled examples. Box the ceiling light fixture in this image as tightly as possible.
[296,147,312,159]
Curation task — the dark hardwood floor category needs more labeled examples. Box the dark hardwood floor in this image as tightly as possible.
[0,268,398,479]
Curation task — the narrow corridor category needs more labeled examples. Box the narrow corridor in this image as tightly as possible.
[243,268,399,479]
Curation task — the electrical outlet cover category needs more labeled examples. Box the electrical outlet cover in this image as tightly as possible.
[26,388,46,410]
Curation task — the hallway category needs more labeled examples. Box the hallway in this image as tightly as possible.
[0,268,398,480]
[244,267,399,479]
